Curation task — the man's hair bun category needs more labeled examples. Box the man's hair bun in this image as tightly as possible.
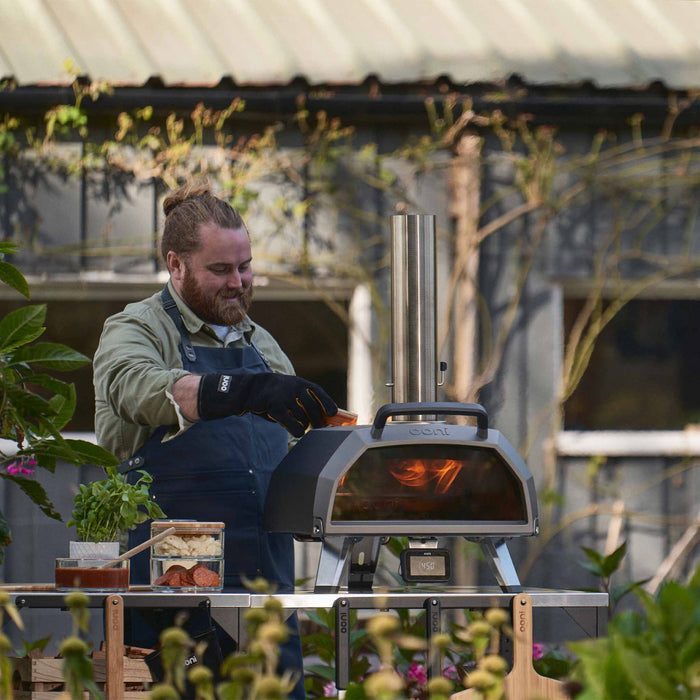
[163,181,213,217]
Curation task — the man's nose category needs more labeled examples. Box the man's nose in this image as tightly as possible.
[226,271,242,288]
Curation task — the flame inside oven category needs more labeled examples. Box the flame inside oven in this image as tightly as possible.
[388,458,462,493]
[332,444,528,523]
[338,458,462,494]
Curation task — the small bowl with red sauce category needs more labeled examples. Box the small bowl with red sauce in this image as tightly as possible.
[55,558,129,592]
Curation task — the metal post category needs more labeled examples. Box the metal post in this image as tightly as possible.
[391,214,437,420]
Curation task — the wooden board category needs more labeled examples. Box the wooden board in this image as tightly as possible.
[451,594,568,700]
[12,658,152,685]
[14,693,149,699]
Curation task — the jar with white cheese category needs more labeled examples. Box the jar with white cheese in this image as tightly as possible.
[150,520,224,591]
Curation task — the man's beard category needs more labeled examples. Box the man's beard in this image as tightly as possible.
[181,266,253,326]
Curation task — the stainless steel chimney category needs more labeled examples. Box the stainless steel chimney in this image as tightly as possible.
[391,214,437,419]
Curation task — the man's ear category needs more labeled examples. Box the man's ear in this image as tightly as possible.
[167,251,185,281]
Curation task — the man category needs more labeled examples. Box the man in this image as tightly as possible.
[93,181,337,696]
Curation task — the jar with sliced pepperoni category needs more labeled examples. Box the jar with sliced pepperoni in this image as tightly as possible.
[150,520,224,591]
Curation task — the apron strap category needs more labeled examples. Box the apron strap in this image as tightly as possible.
[161,285,197,362]
[117,454,145,474]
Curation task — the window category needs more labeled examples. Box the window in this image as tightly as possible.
[0,294,349,432]
[563,298,700,431]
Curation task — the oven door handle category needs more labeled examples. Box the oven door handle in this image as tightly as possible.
[371,402,489,439]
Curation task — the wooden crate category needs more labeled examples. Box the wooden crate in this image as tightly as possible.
[12,655,154,698]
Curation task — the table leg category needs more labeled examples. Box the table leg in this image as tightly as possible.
[334,598,350,691]
[424,597,442,680]
[105,594,124,700]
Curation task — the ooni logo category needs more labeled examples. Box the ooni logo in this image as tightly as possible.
[408,426,450,437]
[218,375,232,392]
[338,610,349,635]
[518,609,527,633]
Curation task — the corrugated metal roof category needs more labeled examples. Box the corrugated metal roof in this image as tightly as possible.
[1,0,700,89]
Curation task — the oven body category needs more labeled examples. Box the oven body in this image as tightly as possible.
[264,402,539,592]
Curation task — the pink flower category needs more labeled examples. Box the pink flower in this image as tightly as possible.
[444,665,460,680]
[6,461,35,476]
[532,643,544,660]
[323,681,337,697]
[407,662,428,685]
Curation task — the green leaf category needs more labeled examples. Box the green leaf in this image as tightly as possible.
[385,536,409,558]
[17,374,77,432]
[61,439,119,467]
[581,546,605,567]
[344,682,368,700]
[0,510,11,562]
[540,487,566,507]
[678,631,700,670]
[0,241,20,256]
[580,560,605,578]
[21,636,51,657]
[617,641,679,700]
[611,579,650,608]
[610,610,645,637]
[655,582,699,643]
[303,633,335,653]
[0,261,30,299]
[1,381,54,418]
[689,564,700,588]
[304,663,336,681]
[47,385,77,431]
[568,638,628,699]
[0,473,62,520]
[305,608,332,629]
[601,541,627,578]
[25,439,85,465]
[0,304,46,352]
[9,342,90,370]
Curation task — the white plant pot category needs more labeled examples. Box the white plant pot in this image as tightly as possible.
[69,541,120,560]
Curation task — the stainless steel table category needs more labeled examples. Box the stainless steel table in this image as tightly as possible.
[5,585,608,696]
[248,587,608,689]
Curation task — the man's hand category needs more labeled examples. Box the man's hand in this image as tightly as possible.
[197,372,338,438]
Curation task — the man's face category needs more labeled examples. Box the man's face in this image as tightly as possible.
[169,222,254,326]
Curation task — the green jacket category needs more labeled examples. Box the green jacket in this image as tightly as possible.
[93,281,295,462]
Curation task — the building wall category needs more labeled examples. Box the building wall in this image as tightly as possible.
[0,119,698,649]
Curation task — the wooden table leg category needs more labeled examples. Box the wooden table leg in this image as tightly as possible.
[105,594,124,700]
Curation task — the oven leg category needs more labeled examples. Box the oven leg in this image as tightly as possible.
[478,538,523,592]
[348,537,382,591]
[315,536,354,593]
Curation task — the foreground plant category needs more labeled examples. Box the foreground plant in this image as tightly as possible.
[59,591,101,700]
[0,242,119,559]
[152,581,298,699]
[0,590,24,699]
[453,609,511,700]
[568,564,700,700]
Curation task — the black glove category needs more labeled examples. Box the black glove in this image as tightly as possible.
[197,372,338,438]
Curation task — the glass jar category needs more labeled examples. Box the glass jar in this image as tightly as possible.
[55,558,129,592]
[150,520,224,591]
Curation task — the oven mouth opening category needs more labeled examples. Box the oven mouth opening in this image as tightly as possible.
[329,443,529,523]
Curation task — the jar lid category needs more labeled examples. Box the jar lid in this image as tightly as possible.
[151,519,225,530]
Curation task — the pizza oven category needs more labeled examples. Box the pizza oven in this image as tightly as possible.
[264,214,539,592]
[264,402,538,592]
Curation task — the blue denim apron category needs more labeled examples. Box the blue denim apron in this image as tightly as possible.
[125,287,304,697]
